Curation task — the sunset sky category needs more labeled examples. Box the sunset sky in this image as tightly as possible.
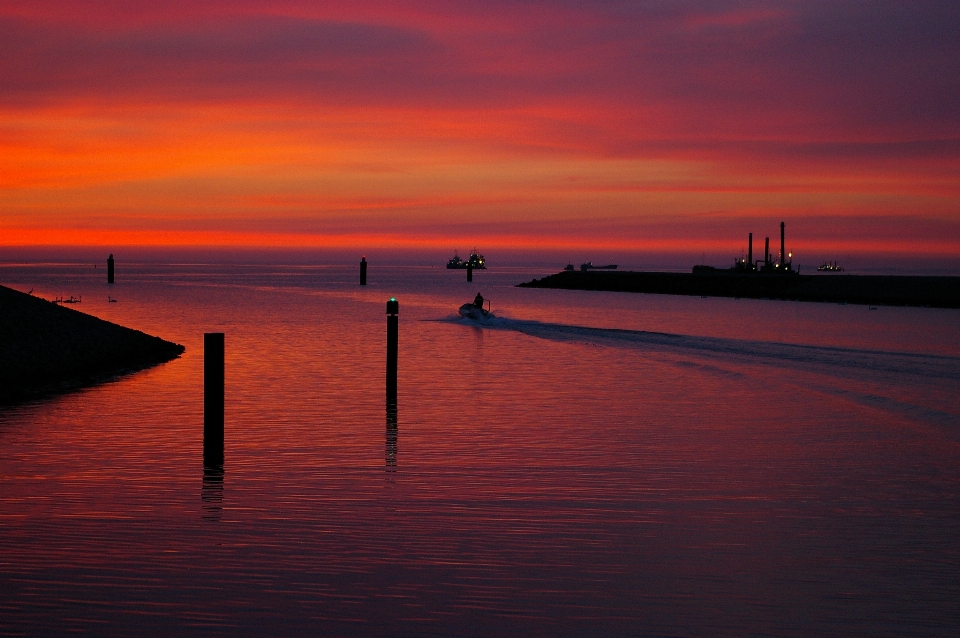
[2,1,958,263]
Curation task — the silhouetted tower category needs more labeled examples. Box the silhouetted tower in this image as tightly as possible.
[748,233,753,268]
[780,222,786,266]
[360,256,367,285]
[764,237,770,268]
[107,254,115,284]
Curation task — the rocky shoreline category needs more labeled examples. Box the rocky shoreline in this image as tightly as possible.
[517,271,960,308]
[0,285,185,404]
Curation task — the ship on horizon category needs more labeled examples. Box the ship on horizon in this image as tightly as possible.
[577,262,617,271]
[447,248,486,269]
[817,261,844,272]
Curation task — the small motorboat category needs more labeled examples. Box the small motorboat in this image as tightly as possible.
[458,302,494,321]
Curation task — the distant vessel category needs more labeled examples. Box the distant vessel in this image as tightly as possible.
[817,261,844,272]
[447,248,486,269]
[580,262,617,271]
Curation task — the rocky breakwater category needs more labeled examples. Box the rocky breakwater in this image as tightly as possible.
[517,270,960,308]
[1,284,185,403]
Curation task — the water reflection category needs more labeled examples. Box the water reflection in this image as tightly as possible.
[386,400,397,471]
[201,462,223,521]
[203,433,224,521]
[6,264,960,636]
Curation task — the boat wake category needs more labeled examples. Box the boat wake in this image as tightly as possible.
[443,314,960,383]
[442,314,960,429]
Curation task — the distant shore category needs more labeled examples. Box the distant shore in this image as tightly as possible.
[517,271,960,308]
[0,285,185,403]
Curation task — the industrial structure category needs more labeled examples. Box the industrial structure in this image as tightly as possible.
[731,222,794,274]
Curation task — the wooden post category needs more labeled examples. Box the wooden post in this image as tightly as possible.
[467,264,473,282]
[107,254,115,284]
[204,332,224,465]
[386,298,398,402]
[360,256,367,285]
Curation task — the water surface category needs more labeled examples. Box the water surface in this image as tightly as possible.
[1,262,958,636]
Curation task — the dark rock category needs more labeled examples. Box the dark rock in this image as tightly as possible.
[0,285,185,404]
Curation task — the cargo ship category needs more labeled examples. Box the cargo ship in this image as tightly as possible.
[579,262,617,271]
[817,261,844,272]
[447,248,486,269]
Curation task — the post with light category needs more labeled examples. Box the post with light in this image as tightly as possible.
[386,298,399,403]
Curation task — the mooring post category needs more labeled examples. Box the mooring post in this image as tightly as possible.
[360,256,367,286]
[386,298,398,402]
[107,254,115,284]
[204,332,225,465]
[467,263,473,282]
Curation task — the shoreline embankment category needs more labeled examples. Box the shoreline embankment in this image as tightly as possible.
[0,284,185,403]
[517,271,960,308]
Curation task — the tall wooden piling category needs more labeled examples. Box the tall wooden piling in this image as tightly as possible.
[386,298,398,402]
[467,264,473,282]
[107,254,115,284]
[204,332,225,465]
[360,256,367,285]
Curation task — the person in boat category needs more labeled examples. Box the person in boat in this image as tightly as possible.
[473,292,484,309]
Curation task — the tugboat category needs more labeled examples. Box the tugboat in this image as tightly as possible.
[447,248,486,269]
[817,261,844,272]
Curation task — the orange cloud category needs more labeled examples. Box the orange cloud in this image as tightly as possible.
[0,2,957,267]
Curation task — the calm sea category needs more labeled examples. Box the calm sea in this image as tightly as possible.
[1,261,958,637]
